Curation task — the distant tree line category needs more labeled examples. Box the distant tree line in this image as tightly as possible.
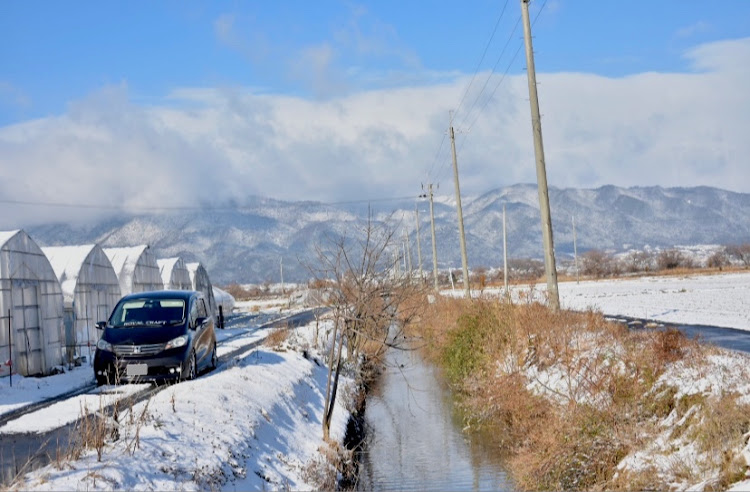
[575,243,750,279]
[460,243,750,288]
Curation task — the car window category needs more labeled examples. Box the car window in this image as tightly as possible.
[110,299,186,328]
[189,298,199,326]
[197,298,207,318]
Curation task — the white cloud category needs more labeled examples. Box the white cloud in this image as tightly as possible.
[1,37,749,229]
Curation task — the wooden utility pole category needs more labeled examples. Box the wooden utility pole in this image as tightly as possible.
[425,184,440,291]
[521,0,560,310]
[573,215,579,284]
[415,204,424,282]
[449,114,471,300]
[503,204,509,294]
[404,229,413,275]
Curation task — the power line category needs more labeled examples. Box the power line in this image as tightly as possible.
[425,133,447,184]
[425,1,513,186]
[457,14,522,131]
[0,194,420,212]
[452,0,549,161]
[453,0,511,119]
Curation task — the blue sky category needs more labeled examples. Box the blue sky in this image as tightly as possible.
[3,1,748,123]
[1,1,750,226]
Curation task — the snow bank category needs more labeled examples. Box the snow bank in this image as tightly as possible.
[11,318,353,491]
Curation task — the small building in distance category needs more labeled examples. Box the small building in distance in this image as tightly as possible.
[0,230,65,376]
[104,245,163,296]
[42,244,121,363]
[157,257,192,291]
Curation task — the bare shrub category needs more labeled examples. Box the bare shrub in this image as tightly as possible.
[651,328,689,365]
[222,283,253,301]
[581,249,616,278]
[472,266,488,291]
[726,243,750,267]
[264,327,289,350]
[305,211,428,441]
[622,249,655,273]
[707,249,730,269]
[508,258,544,282]
[301,442,354,490]
[656,249,686,270]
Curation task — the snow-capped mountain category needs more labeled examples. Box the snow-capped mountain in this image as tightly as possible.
[27,185,750,284]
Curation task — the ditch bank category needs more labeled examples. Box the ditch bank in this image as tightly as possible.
[418,297,750,491]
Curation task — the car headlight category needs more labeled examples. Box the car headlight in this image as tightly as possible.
[96,338,113,352]
[165,335,188,350]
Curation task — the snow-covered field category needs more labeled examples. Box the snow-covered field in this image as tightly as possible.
[556,271,750,330]
[467,271,750,331]
[1,306,352,491]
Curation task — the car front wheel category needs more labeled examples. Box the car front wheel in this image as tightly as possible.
[184,350,197,381]
[210,342,218,370]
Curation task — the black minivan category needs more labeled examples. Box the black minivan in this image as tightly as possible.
[93,290,217,386]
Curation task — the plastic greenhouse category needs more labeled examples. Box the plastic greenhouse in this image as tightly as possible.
[42,244,122,363]
[104,245,163,296]
[0,230,65,377]
[157,257,192,290]
[186,262,218,321]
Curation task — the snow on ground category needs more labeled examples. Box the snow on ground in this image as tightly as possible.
[0,365,95,418]
[556,272,750,330]
[0,383,148,434]
[2,301,352,491]
[468,271,750,331]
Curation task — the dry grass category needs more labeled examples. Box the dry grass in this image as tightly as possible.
[301,442,354,491]
[416,297,747,491]
[264,327,289,350]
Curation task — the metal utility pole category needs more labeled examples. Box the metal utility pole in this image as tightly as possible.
[449,114,471,300]
[521,0,560,310]
[573,215,579,284]
[425,184,440,291]
[415,204,424,282]
[280,257,285,294]
[503,204,509,295]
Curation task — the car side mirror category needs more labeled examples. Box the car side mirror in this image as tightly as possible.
[194,317,207,329]
[96,321,106,330]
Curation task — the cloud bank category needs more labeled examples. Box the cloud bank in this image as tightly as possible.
[0,37,748,228]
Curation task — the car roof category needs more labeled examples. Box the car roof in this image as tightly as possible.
[119,290,201,302]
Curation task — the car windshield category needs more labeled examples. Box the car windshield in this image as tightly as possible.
[109,298,186,328]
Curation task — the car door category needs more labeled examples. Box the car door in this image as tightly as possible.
[192,297,212,368]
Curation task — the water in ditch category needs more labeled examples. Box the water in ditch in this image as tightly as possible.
[358,343,513,491]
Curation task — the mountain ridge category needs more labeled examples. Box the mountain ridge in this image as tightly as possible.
[24,184,750,285]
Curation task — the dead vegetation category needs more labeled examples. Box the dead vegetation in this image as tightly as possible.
[417,297,750,491]
[264,326,290,350]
